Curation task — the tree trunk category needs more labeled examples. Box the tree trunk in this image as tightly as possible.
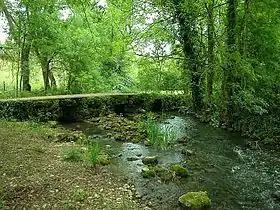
[21,42,31,91]
[222,0,237,126]
[40,57,51,90]
[178,14,203,111]
[49,70,57,89]
[206,0,215,112]
[243,0,249,58]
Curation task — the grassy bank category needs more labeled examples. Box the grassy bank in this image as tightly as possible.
[0,120,142,209]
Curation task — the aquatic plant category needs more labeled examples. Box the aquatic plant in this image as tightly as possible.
[139,117,177,150]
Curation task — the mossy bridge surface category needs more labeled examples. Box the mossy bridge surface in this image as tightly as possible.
[0,93,186,122]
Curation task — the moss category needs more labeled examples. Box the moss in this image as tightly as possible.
[178,191,211,209]
[142,167,156,178]
[98,153,111,166]
[170,164,189,177]
[147,166,173,181]
[142,156,158,166]
[0,94,187,122]
[157,168,173,181]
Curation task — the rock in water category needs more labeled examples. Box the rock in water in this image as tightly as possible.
[142,167,156,178]
[127,157,140,161]
[178,191,211,209]
[181,148,194,156]
[170,164,189,177]
[142,156,158,166]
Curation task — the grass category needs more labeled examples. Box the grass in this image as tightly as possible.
[72,188,86,202]
[87,143,101,166]
[121,199,139,210]
[140,117,177,150]
[0,120,142,209]
[63,147,84,162]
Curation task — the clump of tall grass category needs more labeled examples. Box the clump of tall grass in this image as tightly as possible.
[86,143,101,166]
[139,117,177,150]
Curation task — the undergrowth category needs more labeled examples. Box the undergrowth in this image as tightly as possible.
[63,142,102,167]
[63,147,83,162]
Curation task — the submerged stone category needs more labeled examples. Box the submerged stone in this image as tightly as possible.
[127,157,140,161]
[142,156,158,166]
[170,164,189,177]
[178,191,211,209]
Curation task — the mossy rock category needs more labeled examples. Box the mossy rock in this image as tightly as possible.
[142,167,156,178]
[147,166,173,181]
[170,164,189,177]
[142,156,158,166]
[98,154,111,165]
[157,168,173,181]
[178,191,211,209]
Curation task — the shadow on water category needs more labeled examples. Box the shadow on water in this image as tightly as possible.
[64,115,280,210]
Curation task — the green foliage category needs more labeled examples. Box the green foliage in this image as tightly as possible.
[0,0,279,146]
[86,143,100,166]
[72,188,86,202]
[63,147,83,162]
[139,116,177,150]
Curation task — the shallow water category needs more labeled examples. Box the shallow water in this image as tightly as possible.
[66,115,280,209]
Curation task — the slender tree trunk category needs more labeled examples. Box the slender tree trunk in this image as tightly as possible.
[40,57,51,90]
[243,0,249,58]
[21,41,31,91]
[206,0,215,112]
[49,70,57,89]
[178,14,203,111]
[222,0,237,126]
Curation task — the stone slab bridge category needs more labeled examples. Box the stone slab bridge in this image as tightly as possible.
[0,93,186,122]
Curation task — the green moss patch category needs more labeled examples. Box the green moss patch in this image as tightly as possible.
[178,191,211,209]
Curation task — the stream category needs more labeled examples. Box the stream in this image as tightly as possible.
[65,115,280,210]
